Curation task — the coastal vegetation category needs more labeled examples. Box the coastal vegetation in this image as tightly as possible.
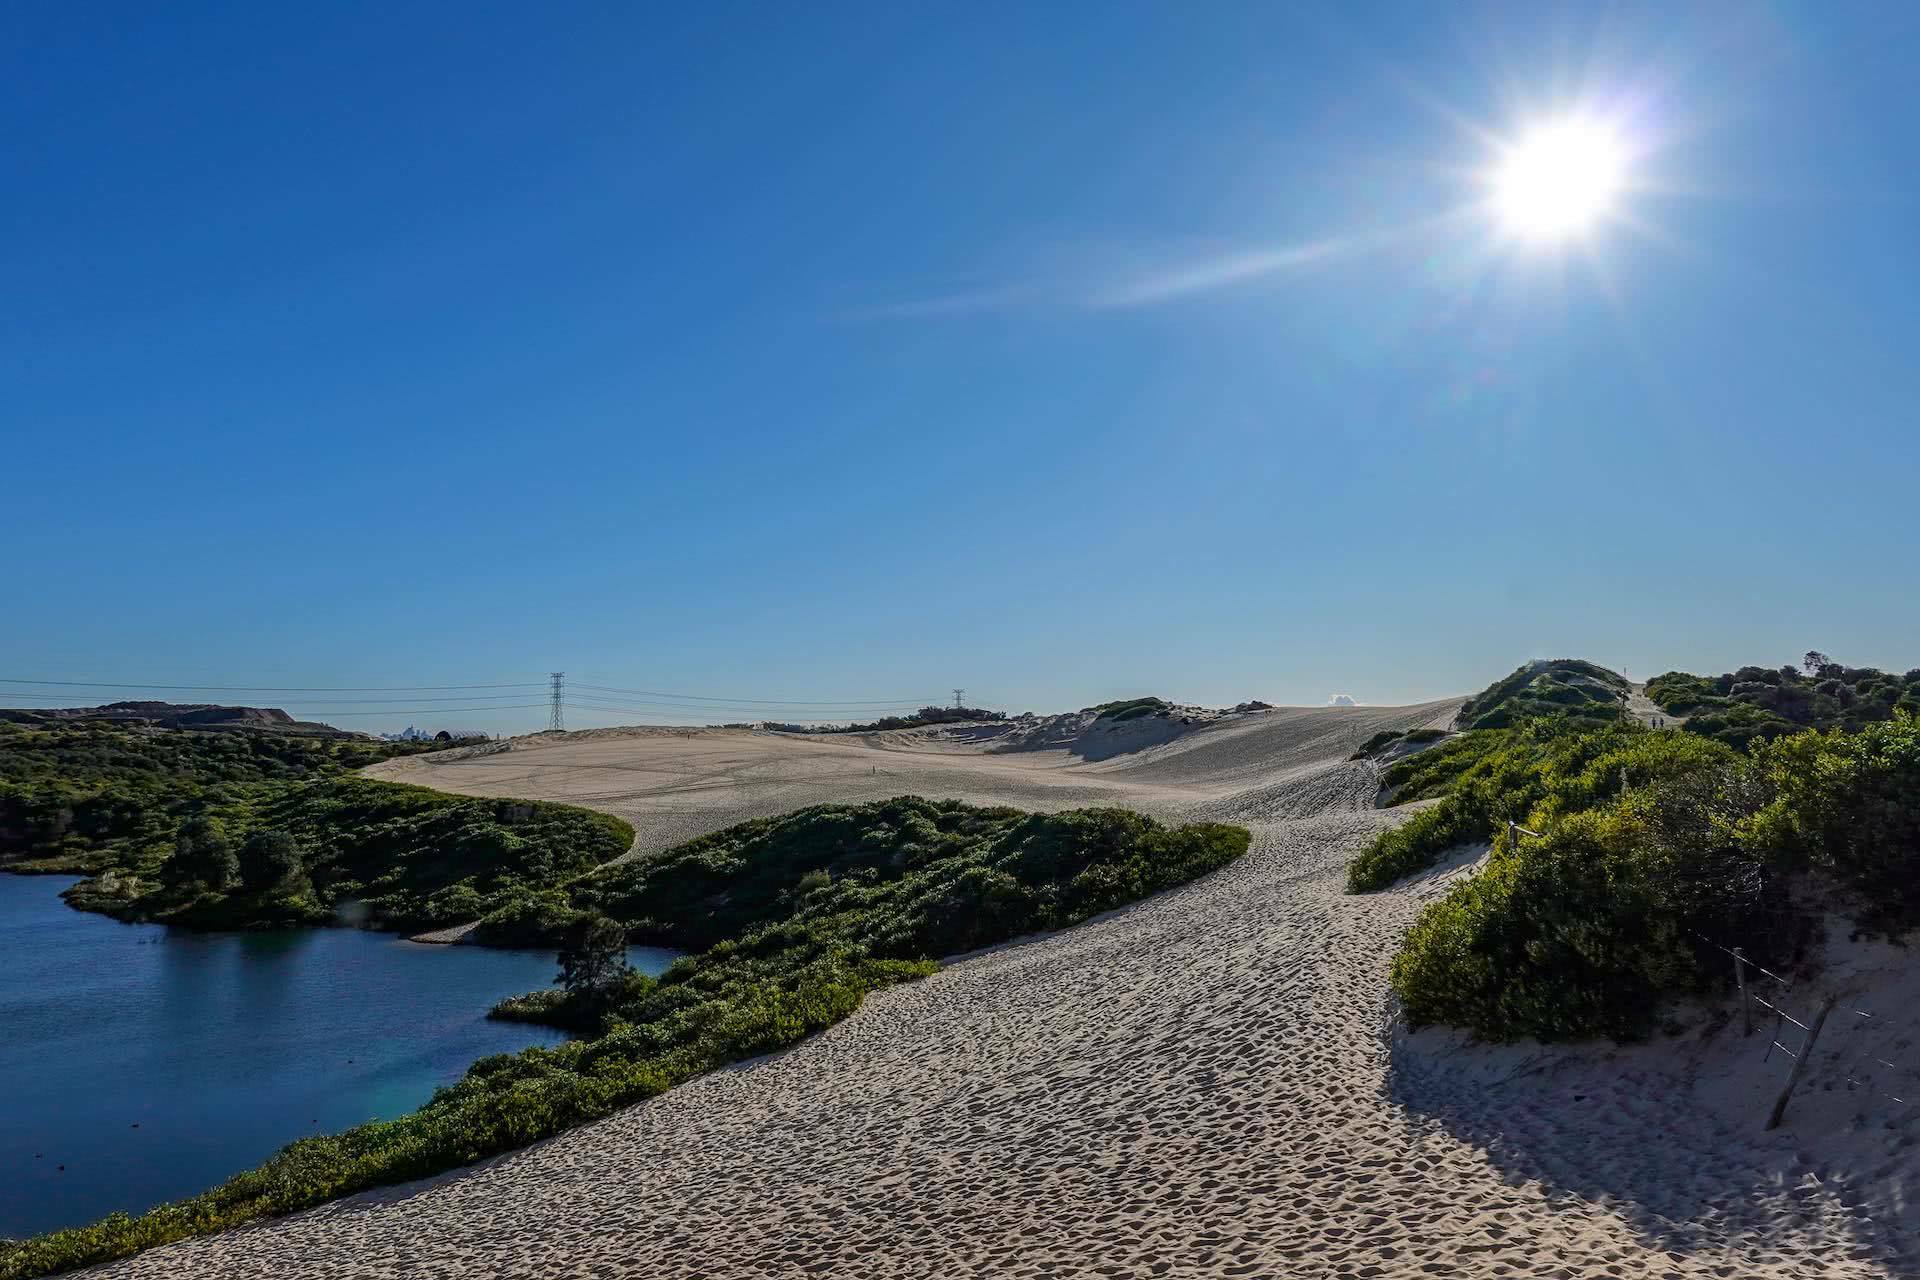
[1451,658,1629,730]
[0,722,441,873]
[0,722,632,935]
[799,705,1004,734]
[1091,697,1170,722]
[1,796,1247,1277]
[64,776,634,933]
[1351,656,1920,1043]
[1646,651,1920,749]
[1346,721,1727,893]
[1348,726,1446,761]
[1387,713,1919,1042]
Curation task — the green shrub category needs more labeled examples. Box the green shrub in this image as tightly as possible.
[1391,806,1699,1041]
[237,829,305,895]
[0,722,446,873]
[470,889,588,947]
[1642,671,1717,714]
[1738,715,1920,930]
[810,705,1003,734]
[57,776,633,935]
[1648,656,1916,748]
[575,797,1247,956]
[165,815,235,890]
[1455,660,1628,731]
[1375,730,1505,804]
[1348,796,1491,892]
[2,797,1247,1278]
[1348,723,1733,893]
[1090,697,1168,720]
[1349,730,1405,760]
[1383,713,1920,1045]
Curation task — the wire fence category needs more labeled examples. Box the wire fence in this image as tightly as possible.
[1487,818,1916,1131]
[1682,925,1917,1127]
[1355,738,1915,1133]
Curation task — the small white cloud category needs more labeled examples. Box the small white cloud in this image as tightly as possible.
[1328,694,1360,707]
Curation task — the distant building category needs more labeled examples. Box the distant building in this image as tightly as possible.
[379,724,489,742]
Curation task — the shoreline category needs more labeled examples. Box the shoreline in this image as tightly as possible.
[27,699,1907,1279]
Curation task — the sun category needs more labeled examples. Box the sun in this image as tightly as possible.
[1491,116,1627,244]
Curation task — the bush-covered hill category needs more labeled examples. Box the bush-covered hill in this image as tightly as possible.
[802,705,1003,734]
[4,797,1248,1278]
[0,722,443,873]
[482,796,1247,959]
[1346,721,1728,893]
[0,700,355,737]
[65,776,635,934]
[1359,713,1920,1044]
[1347,727,1447,761]
[1453,659,1630,731]
[0,722,632,935]
[1646,652,1920,749]
[1090,696,1171,722]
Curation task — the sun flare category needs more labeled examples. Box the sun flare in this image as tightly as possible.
[1492,117,1627,244]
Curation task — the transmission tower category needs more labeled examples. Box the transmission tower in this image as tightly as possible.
[952,688,965,711]
[549,672,565,732]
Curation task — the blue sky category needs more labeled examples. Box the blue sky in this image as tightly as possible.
[5,1,1917,733]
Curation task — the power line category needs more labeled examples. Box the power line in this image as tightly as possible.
[263,706,552,717]
[1,674,983,723]
[3,675,970,707]
[564,705,870,724]
[568,691,927,706]
[564,703,922,724]
[564,694,928,716]
[565,695,890,714]
[571,682,949,707]
[1,688,928,715]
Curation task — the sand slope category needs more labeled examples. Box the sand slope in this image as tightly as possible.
[98,704,1913,1278]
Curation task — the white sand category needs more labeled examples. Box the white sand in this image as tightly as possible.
[96,703,1915,1277]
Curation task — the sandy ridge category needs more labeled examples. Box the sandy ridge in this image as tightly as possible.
[97,702,1912,1278]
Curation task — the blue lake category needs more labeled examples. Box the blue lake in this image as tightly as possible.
[0,873,678,1239]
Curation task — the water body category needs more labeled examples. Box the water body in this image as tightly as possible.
[0,873,679,1239]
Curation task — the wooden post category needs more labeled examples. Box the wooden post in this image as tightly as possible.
[1766,996,1837,1131]
[1733,948,1752,1036]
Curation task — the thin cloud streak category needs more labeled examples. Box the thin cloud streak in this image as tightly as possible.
[1087,239,1349,308]
[842,236,1353,321]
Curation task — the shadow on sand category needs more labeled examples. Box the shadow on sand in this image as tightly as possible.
[1384,1021,1910,1273]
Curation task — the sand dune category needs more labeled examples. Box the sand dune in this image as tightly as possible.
[101,703,1913,1278]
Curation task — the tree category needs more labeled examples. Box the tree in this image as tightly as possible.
[1802,650,1842,679]
[237,829,305,895]
[556,914,630,1011]
[167,815,236,890]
